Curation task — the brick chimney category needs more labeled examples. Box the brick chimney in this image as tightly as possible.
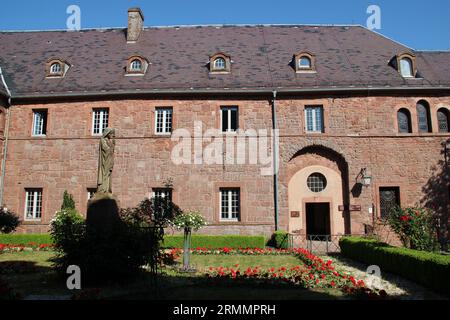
[127,8,144,42]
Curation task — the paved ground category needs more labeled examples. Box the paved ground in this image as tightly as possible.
[322,254,448,300]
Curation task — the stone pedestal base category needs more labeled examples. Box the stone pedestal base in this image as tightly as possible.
[86,192,120,236]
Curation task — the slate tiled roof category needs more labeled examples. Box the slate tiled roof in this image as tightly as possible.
[0,24,449,98]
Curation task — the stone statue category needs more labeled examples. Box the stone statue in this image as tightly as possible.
[97,128,115,194]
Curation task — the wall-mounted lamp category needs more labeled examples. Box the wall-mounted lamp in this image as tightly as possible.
[357,168,372,187]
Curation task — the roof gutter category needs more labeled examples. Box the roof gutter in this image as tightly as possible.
[10,85,450,101]
[0,66,11,207]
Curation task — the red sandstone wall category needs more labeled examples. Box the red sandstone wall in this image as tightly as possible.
[3,95,449,238]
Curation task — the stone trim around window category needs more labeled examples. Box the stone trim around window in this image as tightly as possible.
[209,52,231,74]
[45,58,70,78]
[393,52,418,78]
[213,182,246,224]
[294,51,316,73]
[126,55,149,75]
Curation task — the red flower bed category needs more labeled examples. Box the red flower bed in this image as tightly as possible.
[205,247,387,299]
[0,243,55,253]
[191,247,298,255]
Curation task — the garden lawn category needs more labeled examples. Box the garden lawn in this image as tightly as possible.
[1,250,348,299]
[186,254,302,271]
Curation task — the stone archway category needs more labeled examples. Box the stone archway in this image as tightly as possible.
[286,145,350,236]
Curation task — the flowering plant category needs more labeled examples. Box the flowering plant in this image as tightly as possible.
[0,243,54,254]
[205,247,388,299]
[387,206,439,251]
[171,211,207,231]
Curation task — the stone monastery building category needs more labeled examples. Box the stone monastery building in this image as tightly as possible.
[0,8,449,240]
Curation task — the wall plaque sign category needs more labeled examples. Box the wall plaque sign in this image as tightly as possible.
[290,211,300,218]
[338,205,362,212]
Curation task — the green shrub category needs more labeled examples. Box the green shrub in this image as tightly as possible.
[162,235,266,249]
[268,231,289,249]
[339,236,450,294]
[0,209,20,234]
[387,206,439,251]
[0,233,52,245]
[61,190,76,210]
[50,209,86,273]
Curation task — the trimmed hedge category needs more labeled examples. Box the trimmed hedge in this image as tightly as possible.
[339,236,450,295]
[268,231,289,249]
[1,233,267,250]
[162,235,266,249]
[0,233,52,245]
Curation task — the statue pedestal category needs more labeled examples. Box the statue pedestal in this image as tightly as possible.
[86,192,120,237]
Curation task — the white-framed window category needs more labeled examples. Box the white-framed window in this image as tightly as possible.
[32,110,47,136]
[130,59,142,72]
[214,57,226,70]
[50,62,62,74]
[221,106,238,132]
[220,188,240,221]
[298,56,312,69]
[87,188,97,201]
[24,188,42,220]
[305,106,323,133]
[92,108,109,135]
[151,188,172,201]
[400,57,414,78]
[155,107,173,134]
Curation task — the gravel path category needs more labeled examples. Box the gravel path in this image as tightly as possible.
[322,254,448,300]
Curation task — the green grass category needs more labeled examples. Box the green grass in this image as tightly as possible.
[0,250,344,300]
[0,251,54,267]
[0,234,52,245]
[186,254,302,271]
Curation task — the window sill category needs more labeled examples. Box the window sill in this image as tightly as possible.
[220,131,238,135]
[23,219,42,224]
[154,132,172,136]
[31,134,46,138]
[219,219,240,223]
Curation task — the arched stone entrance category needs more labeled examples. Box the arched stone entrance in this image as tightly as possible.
[286,145,350,237]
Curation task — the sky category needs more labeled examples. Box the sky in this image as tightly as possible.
[0,0,449,50]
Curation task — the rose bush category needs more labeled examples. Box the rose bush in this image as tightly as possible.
[387,206,439,251]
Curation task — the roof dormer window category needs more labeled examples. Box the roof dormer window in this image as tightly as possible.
[46,58,69,78]
[299,56,312,69]
[294,51,316,73]
[130,59,142,72]
[214,57,226,70]
[126,55,148,75]
[50,62,62,74]
[209,53,231,73]
[392,52,418,78]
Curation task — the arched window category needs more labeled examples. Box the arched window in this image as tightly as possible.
[416,101,432,133]
[397,108,412,133]
[209,53,231,73]
[298,56,312,69]
[130,59,142,72]
[126,56,148,75]
[437,108,450,133]
[50,62,62,74]
[213,57,226,70]
[400,57,414,77]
